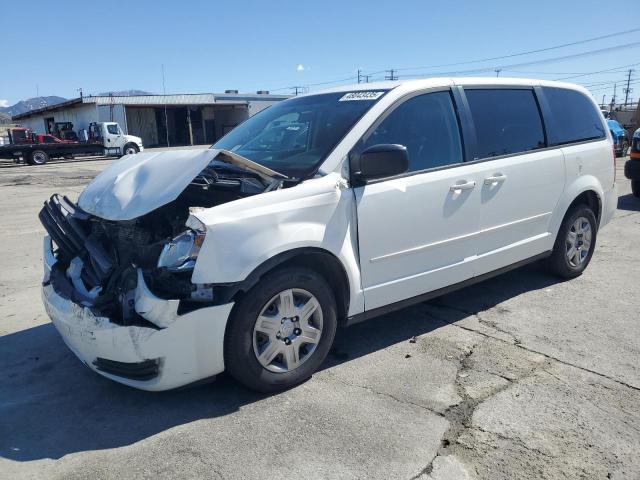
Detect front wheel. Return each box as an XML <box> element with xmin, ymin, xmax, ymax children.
<box><xmin>122</xmin><ymin>143</ymin><xmax>139</xmax><ymax>156</ymax></box>
<box><xmin>546</xmin><ymin>205</ymin><xmax>597</xmax><ymax>279</ymax></box>
<box><xmin>225</xmin><ymin>267</ymin><xmax>337</xmax><ymax>392</ymax></box>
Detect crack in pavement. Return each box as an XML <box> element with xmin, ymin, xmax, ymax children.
<box><xmin>409</xmin><ymin>337</ymin><xmax>549</xmax><ymax>480</ymax></box>
<box><xmin>327</xmin><ymin>377</ymin><xmax>447</xmax><ymax>419</ymax></box>
<box><xmin>425</xmin><ymin>302</ymin><xmax>640</xmax><ymax>392</ymax></box>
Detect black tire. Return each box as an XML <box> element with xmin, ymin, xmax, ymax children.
<box><xmin>28</xmin><ymin>150</ymin><xmax>49</xmax><ymax>165</ymax></box>
<box><xmin>546</xmin><ymin>205</ymin><xmax>598</xmax><ymax>279</ymax></box>
<box><xmin>225</xmin><ymin>267</ymin><xmax>337</xmax><ymax>392</ymax></box>
<box><xmin>122</xmin><ymin>143</ymin><xmax>139</xmax><ymax>156</ymax></box>
<box><xmin>632</xmin><ymin>180</ymin><xmax>640</xmax><ymax>198</ymax></box>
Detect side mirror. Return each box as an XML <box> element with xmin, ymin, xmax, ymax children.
<box><xmin>350</xmin><ymin>144</ymin><xmax>409</xmax><ymax>185</ymax></box>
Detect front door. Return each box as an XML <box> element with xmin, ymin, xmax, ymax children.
<box><xmin>353</xmin><ymin>90</ymin><xmax>480</xmax><ymax>310</ymax></box>
<box><xmin>104</xmin><ymin>123</ymin><xmax>123</xmax><ymax>150</ymax></box>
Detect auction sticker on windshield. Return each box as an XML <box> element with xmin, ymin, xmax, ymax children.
<box><xmin>339</xmin><ymin>91</ymin><xmax>386</xmax><ymax>101</ymax></box>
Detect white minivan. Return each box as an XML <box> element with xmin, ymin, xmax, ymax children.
<box><xmin>40</xmin><ymin>78</ymin><xmax>616</xmax><ymax>392</ymax></box>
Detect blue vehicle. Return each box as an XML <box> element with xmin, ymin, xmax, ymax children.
<box><xmin>607</xmin><ymin>118</ymin><xmax>629</xmax><ymax>157</ymax></box>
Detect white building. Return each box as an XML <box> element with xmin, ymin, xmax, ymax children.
<box><xmin>12</xmin><ymin>91</ymin><xmax>290</xmax><ymax>147</ymax></box>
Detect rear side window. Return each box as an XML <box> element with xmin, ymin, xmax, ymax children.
<box><xmin>465</xmin><ymin>89</ymin><xmax>545</xmax><ymax>159</ymax></box>
<box><xmin>542</xmin><ymin>87</ymin><xmax>605</xmax><ymax>145</ymax></box>
<box><xmin>359</xmin><ymin>91</ymin><xmax>463</xmax><ymax>172</ymax></box>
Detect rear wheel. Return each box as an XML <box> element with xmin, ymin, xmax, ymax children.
<box><xmin>632</xmin><ymin>180</ymin><xmax>640</xmax><ymax>198</ymax></box>
<box><xmin>28</xmin><ymin>150</ymin><xmax>49</xmax><ymax>165</ymax></box>
<box><xmin>225</xmin><ymin>267</ymin><xmax>337</xmax><ymax>392</ymax></box>
<box><xmin>547</xmin><ymin>205</ymin><xmax>597</xmax><ymax>279</ymax></box>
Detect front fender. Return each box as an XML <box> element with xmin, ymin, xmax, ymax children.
<box><xmin>191</xmin><ymin>174</ymin><xmax>364</xmax><ymax>316</ymax></box>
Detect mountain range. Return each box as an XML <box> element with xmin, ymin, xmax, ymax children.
<box><xmin>0</xmin><ymin>96</ymin><xmax>67</xmax><ymax>117</ymax></box>
<box><xmin>1</xmin><ymin>91</ymin><xmax>153</xmax><ymax>118</ymax></box>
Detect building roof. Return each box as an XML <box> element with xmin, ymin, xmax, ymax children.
<box><xmin>12</xmin><ymin>92</ymin><xmax>291</xmax><ymax>120</ymax></box>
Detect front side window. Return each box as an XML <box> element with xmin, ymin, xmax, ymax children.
<box><xmin>358</xmin><ymin>91</ymin><xmax>463</xmax><ymax>173</ymax></box>
<box><xmin>213</xmin><ymin>91</ymin><xmax>388</xmax><ymax>179</ymax></box>
<box><xmin>543</xmin><ymin>87</ymin><xmax>605</xmax><ymax>145</ymax></box>
<box><xmin>107</xmin><ymin>124</ymin><xmax>119</xmax><ymax>135</ymax></box>
<box><xmin>465</xmin><ymin>89</ymin><xmax>545</xmax><ymax>160</ymax></box>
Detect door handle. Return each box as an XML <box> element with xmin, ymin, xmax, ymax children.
<box><xmin>484</xmin><ymin>174</ymin><xmax>507</xmax><ymax>185</ymax></box>
<box><xmin>450</xmin><ymin>180</ymin><xmax>476</xmax><ymax>193</ymax></box>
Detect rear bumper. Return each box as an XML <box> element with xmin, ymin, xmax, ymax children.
<box><xmin>42</xmin><ymin>236</ymin><xmax>234</xmax><ymax>391</ymax></box>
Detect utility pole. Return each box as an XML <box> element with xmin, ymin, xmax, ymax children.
<box><xmin>624</xmin><ymin>69</ymin><xmax>634</xmax><ymax>107</ymax></box>
<box><xmin>162</xmin><ymin>64</ymin><xmax>170</xmax><ymax>147</ymax></box>
<box><xmin>495</xmin><ymin>68</ymin><xmax>502</xmax><ymax>77</ymax></box>
<box><xmin>611</xmin><ymin>83</ymin><xmax>617</xmax><ymax>109</ymax></box>
<box><xmin>602</xmin><ymin>94</ymin><xmax>606</xmax><ymax>107</ymax></box>
<box><xmin>293</xmin><ymin>86</ymin><xmax>302</xmax><ymax>95</ymax></box>
<box><xmin>363</xmin><ymin>74</ymin><xmax>371</xmax><ymax>83</ymax></box>
<box><xmin>385</xmin><ymin>69</ymin><xmax>397</xmax><ymax>81</ymax></box>
<box><xmin>357</xmin><ymin>69</ymin><xmax>362</xmax><ymax>84</ymax></box>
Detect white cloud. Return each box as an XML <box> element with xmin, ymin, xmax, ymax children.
<box><xmin>296</xmin><ymin>64</ymin><xmax>305</xmax><ymax>72</ymax></box>
<box><xmin>0</xmin><ymin>99</ymin><xmax>9</xmax><ymax>108</ymax></box>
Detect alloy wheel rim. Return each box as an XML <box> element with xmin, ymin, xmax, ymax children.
<box><xmin>566</xmin><ymin>216</ymin><xmax>592</xmax><ymax>267</ymax></box>
<box><xmin>34</xmin><ymin>152</ymin><xmax>45</xmax><ymax>163</ymax></box>
<box><xmin>252</xmin><ymin>288</ymin><xmax>323</xmax><ymax>373</ymax></box>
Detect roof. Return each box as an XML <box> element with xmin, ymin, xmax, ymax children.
<box><xmin>12</xmin><ymin>92</ymin><xmax>291</xmax><ymax>120</ymax></box>
<box><xmin>310</xmin><ymin>77</ymin><xmax>589</xmax><ymax>95</ymax></box>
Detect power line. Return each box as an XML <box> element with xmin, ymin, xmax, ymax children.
<box><xmin>385</xmin><ymin>69</ymin><xmax>398</xmax><ymax>81</ymax></box>
<box><xmin>390</xmin><ymin>28</ymin><xmax>640</xmax><ymax>72</ymax></box>
<box><xmin>269</xmin><ymin>74</ymin><xmax>358</xmax><ymax>92</ymax></box>
<box><xmin>589</xmin><ymin>79</ymin><xmax>640</xmax><ymax>93</ymax></box>
<box><xmin>396</xmin><ymin>41</ymin><xmax>640</xmax><ymax>78</ymax></box>
<box><xmin>555</xmin><ymin>62</ymin><xmax>640</xmax><ymax>80</ymax></box>
<box><xmin>268</xmin><ymin>33</ymin><xmax>640</xmax><ymax>93</ymax></box>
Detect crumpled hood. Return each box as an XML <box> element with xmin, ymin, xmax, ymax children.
<box><xmin>78</xmin><ymin>149</ymin><xmax>218</xmax><ymax>221</ymax></box>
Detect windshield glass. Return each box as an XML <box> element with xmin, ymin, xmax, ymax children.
<box><xmin>212</xmin><ymin>90</ymin><xmax>388</xmax><ymax>178</ymax></box>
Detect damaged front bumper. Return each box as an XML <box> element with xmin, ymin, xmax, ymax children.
<box><xmin>42</xmin><ymin>236</ymin><xmax>234</xmax><ymax>391</ymax></box>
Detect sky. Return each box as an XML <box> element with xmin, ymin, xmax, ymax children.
<box><xmin>1</xmin><ymin>0</ymin><xmax>639</xmax><ymax>107</ymax></box>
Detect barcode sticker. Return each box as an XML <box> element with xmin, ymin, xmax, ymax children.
<box><xmin>338</xmin><ymin>91</ymin><xmax>385</xmax><ymax>101</ymax></box>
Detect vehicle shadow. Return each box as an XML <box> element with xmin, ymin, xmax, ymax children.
<box><xmin>0</xmin><ymin>263</ymin><xmax>562</xmax><ymax>462</ymax></box>
<box><xmin>617</xmin><ymin>193</ymin><xmax>640</xmax><ymax>212</ymax></box>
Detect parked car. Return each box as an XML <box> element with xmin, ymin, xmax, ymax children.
<box><xmin>40</xmin><ymin>78</ymin><xmax>616</xmax><ymax>392</ymax></box>
<box><xmin>624</xmin><ymin>127</ymin><xmax>640</xmax><ymax>197</ymax></box>
<box><xmin>607</xmin><ymin>118</ymin><xmax>629</xmax><ymax>157</ymax></box>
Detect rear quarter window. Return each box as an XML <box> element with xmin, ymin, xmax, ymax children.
<box><xmin>542</xmin><ymin>87</ymin><xmax>606</xmax><ymax>145</ymax></box>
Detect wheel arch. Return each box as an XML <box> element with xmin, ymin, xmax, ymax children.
<box><xmin>228</xmin><ymin>247</ymin><xmax>351</xmax><ymax>325</ymax></box>
<box><xmin>122</xmin><ymin>142</ymin><xmax>139</xmax><ymax>155</ymax></box>
<box><xmin>551</xmin><ymin>175</ymin><xmax>605</xmax><ymax>238</ymax></box>
<box><xmin>568</xmin><ymin>189</ymin><xmax>601</xmax><ymax>224</ymax></box>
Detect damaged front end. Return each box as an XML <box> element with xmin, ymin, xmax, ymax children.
<box><xmin>38</xmin><ymin>152</ymin><xmax>282</xmax><ymax>389</ymax></box>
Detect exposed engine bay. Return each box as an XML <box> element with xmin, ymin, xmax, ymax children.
<box><xmin>39</xmin><ymin>160</ymin><xmax>286</xmax><ymax>327</ymax></box>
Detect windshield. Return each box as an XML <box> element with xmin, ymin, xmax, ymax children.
<box><xmin>212</xmin><ymin>90</ymin><xmax>388</xmax><ymax>178</ymax></box>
